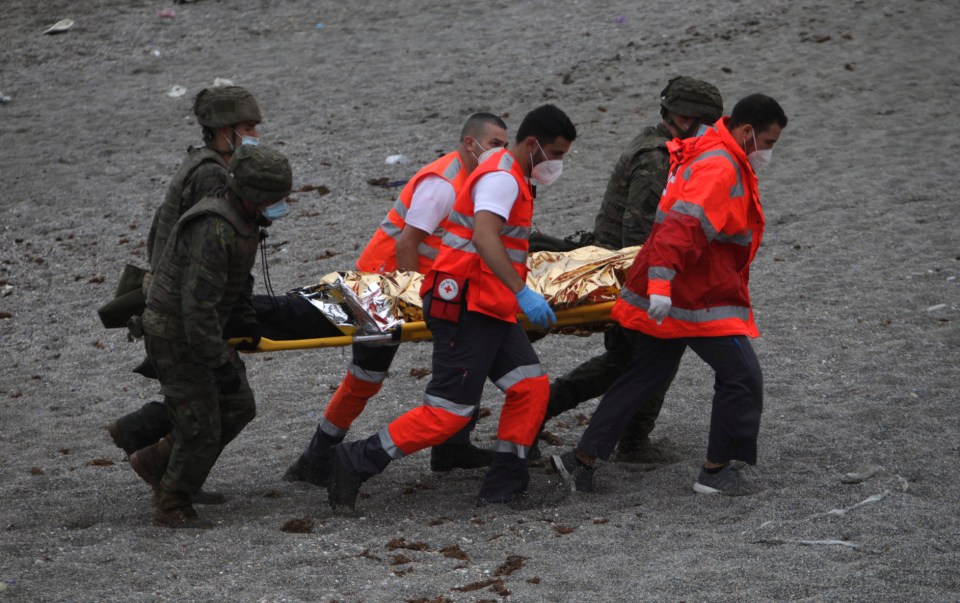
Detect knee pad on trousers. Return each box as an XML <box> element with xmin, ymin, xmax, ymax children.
<box><xmin>324</xmin><ymin>372</ymin><xmax>384</xmax><ymax>429</ymax></box>
<box><xmin>498</xmin><ymin>374</ymin><xmax>549</xmax><ymax>446</ymax></box>
<box><xmin>386</xmin><ymin>406</ymin><xmax>472</xmax><ymax>456</ymax></box>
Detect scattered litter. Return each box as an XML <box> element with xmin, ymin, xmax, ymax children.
<box><xmin>166</xmin><ymin>85</ymin><xmax>187</xmax><ymax>98</ymax></box>
<box><xmin>810</xmin><ymin>490</ymin><xmax>889</xmax><ymax>519</ymax></box>
<box><xmin>615</xmin><ymin>16</ymin><xmax>628</xmax><ymax>24</ymax></box>
<box><xmin>896</xmin><ymin>475</ymin><xmax>909</xmax><ymax>492</ymax></box>
<box><xmin>315</xmin><ymin>22</ymin><xmax>325</xmax><ymax>30</ymax></box>
<box><xmin>0</xmin><ymin>93</ymin><xmax>11</xmax><ymax>104</ymax></box>
<box><xmin>44</xmin><ymin>18</ymin><xmax>74</xmax><ymax>35</ymax></box>
<box><xmin>926</xmin><ymin>303</ymin><xmax>946</xmax><ymax>312</ymax></box>
<box><xmin>385</xmin><ymin>154</ymin><xmax>410</xmax><ymax>165</ymax></box>
<box><xmin>840</xmin><ymin>464</ymin><xmax>889</xmax><ymax>484</ymax></box>
<box><xmin>151</xmin><ymin>49</ymin><xmax>161</xmax><ymax>57</ymax></box>
<box><xmin>213</xmin><ymin>77</ymin><xmax>234</xmax><ymax>87</ymax></box>
<box><xmin>157</xmin><ymin>8</ymin><xmax>176</xmax><ymax>18</ymax></box>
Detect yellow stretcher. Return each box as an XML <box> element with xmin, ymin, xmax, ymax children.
<box><xmin>231</xmin><ymin>301</ymin><xmax>615</xmax><ymax>352</ymax></box>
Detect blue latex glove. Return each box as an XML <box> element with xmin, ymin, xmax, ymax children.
<box><xmin>516</xmin><ymin>285</ymin><xmax>556</xmax><ymax>330</ymax></box>
<box><xmin>647</xmin><ymin>294</ymin><xmax>672</xmax><ymax>324</ymax></box>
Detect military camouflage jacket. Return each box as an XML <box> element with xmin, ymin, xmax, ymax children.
<box><xmin>592</xmin><ymin>123</ymin><xmax>672</xmax><ymax>250</ymax></box>
<box><xmin>147</xmin><ymin>146</ymin><xmax>229</xmax><ymax>270</ymax></box>
<box><xmin>142</xmin><ymin>195</ymin><xmax>259</xmax><ymax>368</ymax></box>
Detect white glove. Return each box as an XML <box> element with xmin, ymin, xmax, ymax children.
<box><xmin>647</xmin><ymin>294</ymin><xmax>672</xmax><ymax>324</ymax></box>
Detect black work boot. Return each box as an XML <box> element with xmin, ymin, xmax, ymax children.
<box><xmin>155</xmin><ymin>486</ymin><xmax>212</xmax><ymax>529</ymax></box>
<box><xmin>476</xmin><ymin>452</ymin><xmax>530</xmax><ymax>507</ymax></box>
<box><xmin>327</xmin><ymin>446</ymin><xmax>363</xmax><ymax>512</ymax></box>
<box><xmin>430</xmin><ymin>442</ymin><xmax>494</xmax><ymax>472</ymax></box>
<box><xmin>283</xmin><ymin>427</ymin><xmax>340</xmax><ymax>486</ymax></box>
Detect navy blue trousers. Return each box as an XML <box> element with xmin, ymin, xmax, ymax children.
<box><xmin>577</xmin><ymin>329</ymin><xmax>763</xmax><ymax>465</ymax></box>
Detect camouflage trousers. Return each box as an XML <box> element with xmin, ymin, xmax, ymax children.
<box><xmin>548</xmin><ymin>325</ymin><xmax>677</xmax><ymax>446</ymax></box>
<box><xmin>145</xmin><ymin>335</ymin><xmax>256</xmax><ymax>495</ymax></box>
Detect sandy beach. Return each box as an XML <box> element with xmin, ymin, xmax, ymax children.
<box><xmin>1</xmin><ymin>1</ymin><xmax>958</xmax><ymax>601</ymax></box>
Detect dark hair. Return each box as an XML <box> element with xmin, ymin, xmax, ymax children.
<box><xmin>728</xmin><ymin>94</ymin><xmax>787</xmax><ymax>132</ymax></box>
<box><xmin>460</xmin><ymin>112</ymin><xmax>508</xmax><ymax>141</ymax></box>
<box><xmin>515</xmin><ymin>104</ymin><xmax>577</xmax><ymax>144</ymax></box>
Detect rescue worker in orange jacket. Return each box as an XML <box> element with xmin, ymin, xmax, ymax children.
<box><xmin>328</xmin><ymin>104</ymin><xmax>577</xmax><ymax>510</ymax></box>
<box><xmin>283</xmin><ymin>113</ymin><xmax>509</xmax><ymax>487</ymax></box>
<box><xmin>551</xmin><ymin>94</ymin><xmax>787</xmax><ymax>497</ymax></box>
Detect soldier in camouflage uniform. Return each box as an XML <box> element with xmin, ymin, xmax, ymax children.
<box><xmin>136</xmin><ymin>144</ymin><xmax>292</xmax><ymax>529</ymax></box>
<box><xmin>106</xmin><ymin>86</ymin><xmax>262</xmax><ymax>462</ymax></box>
<box><xmin>533</xmin><ymin>77</ymin><xmax>723</xmax><ymax>464</ymax></box>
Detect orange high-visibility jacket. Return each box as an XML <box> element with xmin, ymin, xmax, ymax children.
<box><xmin>422</xmin><ymin>149</ymin><xmax>534</xmax><ymax>322</ymax></box>
<box><xmin>356</xmin><ymin>152</ymin><xmax>467</xmax><ymax>273</ymax></box>
<box><xmin>612</xmin><ymin>117</ymin><xmax>765</xmax><ymax>338</ymax></box>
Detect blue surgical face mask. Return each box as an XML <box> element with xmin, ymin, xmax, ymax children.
<box><xmin>695</xmin><ymin>124</ymin><xmax>711</xmax><ymax>137</ymax></box>
<box><xmin>262</xmin><ymin>199</ymin><xmax>288</xmax><ymax>221</ymax></box>
<box><xmin>235</xmin><ymin>132</ymin><xmax>260</xmax><ymax>147</ymax></box>
<box><xmin>233</xmin><ymin>130</ymin><xmax>260</xmax><ymax>149</ymax></box>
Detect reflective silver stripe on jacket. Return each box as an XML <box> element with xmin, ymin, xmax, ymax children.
<box><xmin>349</xmin><ymin>364</ymin><xmax>388</xmax><ymax>384</ymax></box>
<box><xmin>621</xmin><ymin>286</ymin><xmax>751</xmax><ymax>322</ymax></box>
<box><xmin>378</xmin><ymin>198</ymin><xmax>407</xmax><ymax>240</ymax></box>
<box><xmin>654</xmin><ymin>203</ymin><xmax>752</xmax><ymax>247</ymax></box>
<box><xmin>493</xmin><ymin>439</ymin><xmax>528</xmax><ymax>459</ymax></box>
<box><xmin>442</xmin><ymin>230</ymin><xmax>528</xmax><ymax>265</ymax></box>
<box><xmin>671</xmin><ymin>200</ymin><xmax>718</xmax><ymax>242</ymax></box>
<box><xmin>648</xmin><ymin>266</ymin><xmax>676</xmax><ymax>282</ymax></box>
<box><xmin>378</xmin><ymin>426</ymin><xmax>405</xmax><ymax>459</ymax></box>
<box><xmin>318</xmin><ymin>417</ymin><xmax>347</xmax><ymax>439</ymax></box>
<box><xmin>442</xmin><ymin>157</ymin><xmax>463</xmax><ymax>180</ymax></box>
<box><xmin>683</xmin><ymin>149</ymin><xmax>744</xmax><ymax>197</ymax></box>
<box><xmin>418</xmin><ymin>242</ymin><xmax>439</xmax><ymax>259</ymax></box>
<box><xmin>494</xmin><ymin>364</ymin><xmax>545</xmax><ymax>392</ymax></box>
<box><xmin>424</xmin><ymin>394</ymin><xmax>477</xmax><ymax>418</ymax></box>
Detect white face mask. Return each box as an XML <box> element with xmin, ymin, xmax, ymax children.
<box><xmin>477</xmin><ymin>145</ymin><xmax>501</xmax><ymax>163</ymax></box>
<box><xmin>472</xmin><ymin>140</ymin><xmax>500</xmax><ymax>164</ymax></box>
<box><xmin>530</xmin><ymin>140</ymin><xmax>563</xmax><ymax>185</ymax></box>
<box><xmin>747</xmin><ymin>129</ymin><xmax>772</xmax><ymax>171</ymax></box>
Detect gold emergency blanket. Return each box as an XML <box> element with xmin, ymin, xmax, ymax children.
<box><xmin>296</xmin><ymin>245</ymin><xmax>641</xmax><ymax>334</ymax></box>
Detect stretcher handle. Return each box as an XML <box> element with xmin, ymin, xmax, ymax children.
<box><xmin>231</xmin><ymin>301</ymin><xmax>615</xmax><ymax>352</ymax></box>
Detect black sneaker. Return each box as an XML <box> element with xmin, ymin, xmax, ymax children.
<box><xmin>550</xmin><ymin>450</ymin><xmax>595</xmax><ymax>493</ymax></box>
<box><xmin>430</xmin><ymin>443</ymin><xmax>493</xmax><ymax>472</ymax></box>
<box><xmin>328</xmin><ymin>447</ymin><xmax>363</xmax><ymax>511</ymax></box>
<box><xmin>693</xmin><ymin>464</ymin><xmax>752</xmax><ymax>496</ymax></box>
<box><xmin>283</xmin><ymin>455</ymin><xmax>331</xmax><ymax>487</ymax></box>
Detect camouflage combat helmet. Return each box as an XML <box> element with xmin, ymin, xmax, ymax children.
<box><xmin>660</xmin><ymin>77</ymin><xmax>723</xmax><ymax>122</ymax></box>
<box><xmin>193</xmin><ymin>86</ymin><xmax>262</xmax><ymax>129</ymax></box>
<box><xmin>227</xmin><ymin>144</ymin><xmax>292</xmax><ymax>205</ymax></box>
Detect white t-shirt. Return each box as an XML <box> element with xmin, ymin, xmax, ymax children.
<box><xmin>404</xmin><ymin>175</ymin><xmax>457</xmax><ymax>234</ymax></box>
<box><xmin>472</xmin><ymin>171</ymin><xmax>520</xmax><ymax>220</ymax></box>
